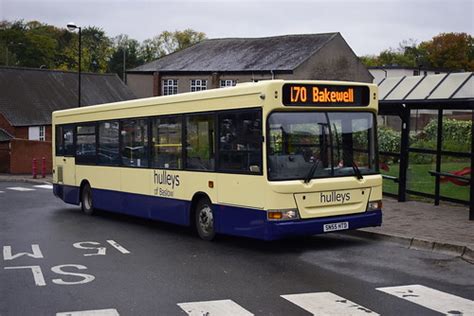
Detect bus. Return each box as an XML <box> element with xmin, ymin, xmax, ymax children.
<box><xmin>52</xmin><ymin>80</ymin><xmax>382</xmax><ymax>241</ymax></box>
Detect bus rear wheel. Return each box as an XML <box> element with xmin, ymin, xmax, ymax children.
<box><xmin>81</xmin><ymin>183</ymin><xmax>95</xmax><ymax>215</ymax></box>
<box><xmin>195</xmin><ymin>198</ymin><xmax>216</xmax><ymax>241</ymax></box>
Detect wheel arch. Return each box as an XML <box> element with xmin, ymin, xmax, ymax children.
<box><xmin>78</xmin><ymin>179</ymin><xmax>91</xmax><ymax>204</ymax></box>
<box><xmin>189</xmin><ymin>191</ymin><xmax>212</xmax><ymax>227</ymax></box>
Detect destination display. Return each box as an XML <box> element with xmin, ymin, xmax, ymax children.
<box><xmin>282</xmin><ymin>84</ymin><xmax>370</xmax><ymax>106</ymax></box>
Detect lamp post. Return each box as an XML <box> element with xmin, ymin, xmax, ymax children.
<box><xmin>67</xmin><ymin>22</ymin><xmax>82</xmax><ymax>107</ymax></box>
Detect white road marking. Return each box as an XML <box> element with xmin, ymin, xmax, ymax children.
<box><xmin>4</xmin><ymin>265</ymin><xmax>46</xmax><ymax>286</ymax></box>
<box><xmin>3</xmin><ymin>244</ymin><xmax>44</xmax><ymax>260</ymax></box>
<box><xmin>178</xmin><ymin>299</ymin><xmax>254</xmax><ymax>316</ymax></box>
<box><xmin>377</xmin><ymin>284</ymin><xmax>474</xmax><ymax>316</ymax></box>
<box><xmin>34</xmin><ymin>184</ymin><xmax>53</xmax><ymax>189</ymax></box>
<box><xmin>56</xmin><ymin>308</ymin><xmax>119</xmax><ymax>316</ymax></box>
<box><xmin>0</xmin><ymin>190</ymin><xmax>4</xmax><ymax>193</ymax></box>
<box><xmin>106</xmin><ymin>240</ymin><xmax>130</xmax><ymax>254</ymax></box>
<box><xmin>6</xmin><ymin>186</ymin><xmax>35</xmax><ymax>191</ymax></box>
<box><xmin>281</xmin><ymin>292</ymin><xmax>379</xmax><ymax>316</ymax></box>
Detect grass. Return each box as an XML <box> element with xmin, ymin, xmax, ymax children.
<box><xmin>381</xmin><ymin>161</ymin><xmax>470</xmax><ymax>202</ymax></box>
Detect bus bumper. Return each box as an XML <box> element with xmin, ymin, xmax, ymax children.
<box><xmin>264</xmin><ymin>210</ymin><xmax>382</xmax><ymax>240</ymax></box>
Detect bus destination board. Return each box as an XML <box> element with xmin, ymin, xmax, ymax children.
<box><xmin>282</xmin><ymin>84</ymin><xmax>370</xmax><ymax>106</ymax></box>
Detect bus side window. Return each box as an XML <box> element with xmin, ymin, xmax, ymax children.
<box><xmin>56</xmin><ymin>125</ymin><xmax>75</xmax><ymax>156</ymax></box>
<box><xmin>152</xmin><ymin>116</ymin><xmax>182</xmax><ymax>169</ymax></box>
<box><xmin>218</xmin><ymin>109</ymin><xmax>262</xmax><ymax>174</ymax></box>
<box><xmin>76</xmin><ymin>125</ymin><xmax>97</xmax><ymax>164</ymax></box>
<box><xmin>55</xmin><ymin>126</ymin><xmax>64</xmax><ymax>156</ymax></box>
<box><xmin>121</xmin><ymin>119</ymin><xmax>149</xmax><ymax>168</ymax></box>
<box><xmin>185</xmin><ymin>114</ymin><xmax>215</xmax><ymax>171</ymax></box>
<box><xmin>98</xmin><ymin>121</ymin><xmax>120</xmax><ymax>166</ymax></box>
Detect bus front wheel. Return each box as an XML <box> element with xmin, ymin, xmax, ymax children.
<box><xmin>81</xmin><ymin>183</ymin><xmax>95</xmax><ymax>215</ymax></box>
<box><xmin>195</xmin><ymin>198</ymin><xmax>216</xmax><ymax>241</ymax></box>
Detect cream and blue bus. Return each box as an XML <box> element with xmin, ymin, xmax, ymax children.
<box><xmin>52</xmin><ymin>80</ymin><xmax>382</xmax><ymax>240</ymax></box>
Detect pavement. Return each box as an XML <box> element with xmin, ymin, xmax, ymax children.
<box><xmin>355</xmin><ymin>198</ymin><xmax>474</xmax><ymax>263</ymax></box>
<box><xmin>1</xmin><ymin>173</ymin><xmax>472</xmax><ymax>263</ymax></box>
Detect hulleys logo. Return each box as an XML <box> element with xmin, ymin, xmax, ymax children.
<box><xmin>154</xmin><ymin>170</ymin><xmax>180</xmax><ymax>188</ymax></box>
<box><xmin>320</xmin><ymin>191</ymin><xmax>351</xmax><ymax>204</ymax></box>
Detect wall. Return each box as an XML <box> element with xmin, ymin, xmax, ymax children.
<box><xmin>127</xmin><ymin>73</ymin><xmax>154</xmax><ymax>98</ymax></box>
<box><xmin>9</xmin><ymin>139</ymin><xmax>52</xmax><ymax>174</ymax></box>
<box><xmin>158</xmin><ymin>73</ymin><xmax>278</xmax><ymax>95</ymax></box>
<box><xmin>0</xmin><ymin>142</ymin><xmax>10</xmax><ymax>173</ymax></box>
<box><xmin>294</xmin><ymin>34</ymin><xmax>373</xmax><ymax>83</ymax></box>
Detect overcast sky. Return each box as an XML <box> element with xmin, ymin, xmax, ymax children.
<box><xmin>1</xmin><ymin>0</ymin><xmax>473</xmax><ymax>55</ymax></box>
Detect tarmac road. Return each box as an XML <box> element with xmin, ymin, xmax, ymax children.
<box><xmin>1</xmin><ymin>181</ymin><xmax>473</xmax><ymax>316</ymax></box>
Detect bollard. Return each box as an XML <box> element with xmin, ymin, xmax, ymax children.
<box><xmin>32</xmin><ymin>158</ymin><xmax>37</xmax><ymax>179</ymax></box>
<box><xmin>41</xmin><ymin>157</ymin><xmax>46</xmax><ymax>178</ymax></box>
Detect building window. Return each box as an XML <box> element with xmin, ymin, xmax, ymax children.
<box><xmin>39</xmin><ymin>126</ymin><xmax>45</xmax><ymax>141</ymax></box>
<box><xmin>29</xmin><ymin>126</ymin><xmax>46</xmax><ymax>141</ymax></box>
<box><xmin>190</xmin><ymin>79</ymin><xmax>207</xmax><ymax>92</ymax></box>
<box><xmin>220</xmin><ymin>80</ymin><xmax>237</xmax><ymax>88</ymax></box>
<box><xmin>163</xmin><ymin>79</ymin><xmax>178</xmax><ymax>95</ymax></box>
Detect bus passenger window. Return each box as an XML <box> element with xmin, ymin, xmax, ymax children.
<box><xmin>152</xmin><ymin>116</ymin><xmax>182</xmax><ymax>169</ymax></box>
<box><xmin>218</xmin><ymin>110</ymin><xmax>262</xmax><ymax>173</ymax></box>
<box><xmin>98</xmin><ymin>121</ymin><xmax>120</xmax><ymax>165</ymax></box>
<box><xmin>121</xmin><ymin>119</ymin><xmax>149</xmax><ymax>168</ymax></box>
<box><xmin>56</xmin><ymin>125</ymin><xmax>74</xmax><ymax>156</ymax></box>
<box><xmin>186</xmin><ymin>114</ymin><xmax>215</xmax><ymax>170</ymax></box>
<box><xmin>76</xmin><ymin>125</ymin><xmax>97</xmax><ymax>164</ymax></box>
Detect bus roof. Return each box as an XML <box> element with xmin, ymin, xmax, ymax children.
<box><xmin>52</xmin><ymin>80</ymin><xmax>377</xmax><ymax>124</ymax></box>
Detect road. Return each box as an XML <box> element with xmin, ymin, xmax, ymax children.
<box><xmin>0</xmin><ymin>181</ymin><xmax>473</xmax><ymax>316</ymax></box>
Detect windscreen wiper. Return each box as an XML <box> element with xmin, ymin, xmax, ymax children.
<box><xmin>352</xmin><ymin>161</ymin><xmax>363</xmax><ymax>180</ymax></box>
<box><xmin>304</xmin><ymin>159</ymin><xmax>320</xmax><ymax>184</ymax></box>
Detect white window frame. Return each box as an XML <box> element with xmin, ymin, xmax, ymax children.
<box><xmin>162</xmin><ymin>79</ymin><xmax>178</xmax><ymax>95</ymax></box>
<box><xmin>190</xmin><ymin>79</ymin><xmax>207</xmax><ymax>92</ymax></box>
<box><xmin>39</xmin><ymin>126</ymin><xmax>45</xmax><ymax>141</ymax></box>
<box><xmin>220</xmin><ymin>79</ymin><xmax>237</xmax><ymax>88</ymax></box>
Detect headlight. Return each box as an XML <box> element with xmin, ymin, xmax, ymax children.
<box><xmin>367</xmin><ymin>200</ymin><xmax>382</xmax><ymax>211</ymax></box>
<box><xmin>267</xmin><ymin>208</ymin><xmax>299</xmax><ymax>221</ymax></box>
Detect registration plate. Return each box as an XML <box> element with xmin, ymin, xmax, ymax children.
<box><xmin>323</xmin><ymin>221</ymin><xmax>349</xmax><ymax>232</ymax></box>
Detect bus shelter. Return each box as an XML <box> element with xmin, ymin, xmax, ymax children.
<box><xmin>377</xmin><ymin>72</ymin><xmax>473</xmax><ymax>220</ymax></box>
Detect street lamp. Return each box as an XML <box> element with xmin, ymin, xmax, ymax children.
<box><xmin>67</xmin><ymin>22</ymin><xmax>82</xmax><ymax>107</ymax></box>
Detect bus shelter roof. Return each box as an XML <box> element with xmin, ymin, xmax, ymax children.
<box><xmin>378</xmin><ymin>72</ymin><xmax>474</xmax><ymax>105</ymax></box>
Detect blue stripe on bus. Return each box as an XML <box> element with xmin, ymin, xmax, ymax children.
<box><xmin>92</xmin><ymin>187</ymin><xmax>190</xmax><ymax>226</ymax></box>
<box><xmin>53</xmin><ymin>184</ymin><xmax>80</xmax><ymax>205</ymax></box>
<box><xmin>53</xmin><ymin>184</ymin><xmax>382</xmax><ymax>240</ymax></box>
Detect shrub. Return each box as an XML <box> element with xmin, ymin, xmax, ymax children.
<box><xmin>377</xmin><ymin>126</ymin><xmax>400</xmax><ymax>153</ymax></box>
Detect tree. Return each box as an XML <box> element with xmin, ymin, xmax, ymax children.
<box><xmin>107</xmin><ymin>34</ymin><xmax>144</xmax><ymax>80</ymax></box>
<box><xmin>143</xmin><ymin>29</ymin><xmax>207</xmax><ymax>60</ymax></box>
<box><xmin>359</xmin><ymin>32</ymin><xmax>474</xmax><ymax>71</ymax></box>
<box><xmin>422</xmin><ymin>33</ymin><xmax>474</xmax><ymax>71</ymax></box>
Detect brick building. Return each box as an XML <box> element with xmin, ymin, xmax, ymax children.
<box><xmin>126</xmin><ymin>32</ymin><xmax>373</xmax><ymax>98</ymax></box>
<box><xmin>0</xmin><ymin>67</ymin><xmax>136</xmax><ymax>174</ymax></box>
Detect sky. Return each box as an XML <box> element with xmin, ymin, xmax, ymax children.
<box><xmin>1</xmin><ymin>0</ymin><xmax>473</xmax><ymax>56</ymax></box>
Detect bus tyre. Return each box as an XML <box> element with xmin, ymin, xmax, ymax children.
<box><xmin>195</xmin><ymin>198</ymin><xmax>216</xmax><ymax>241</ymax></box>
<box><xmin>81</xmin><ymin>183</ymin><xmax>95</xmax><ymax>215</ymax></box>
